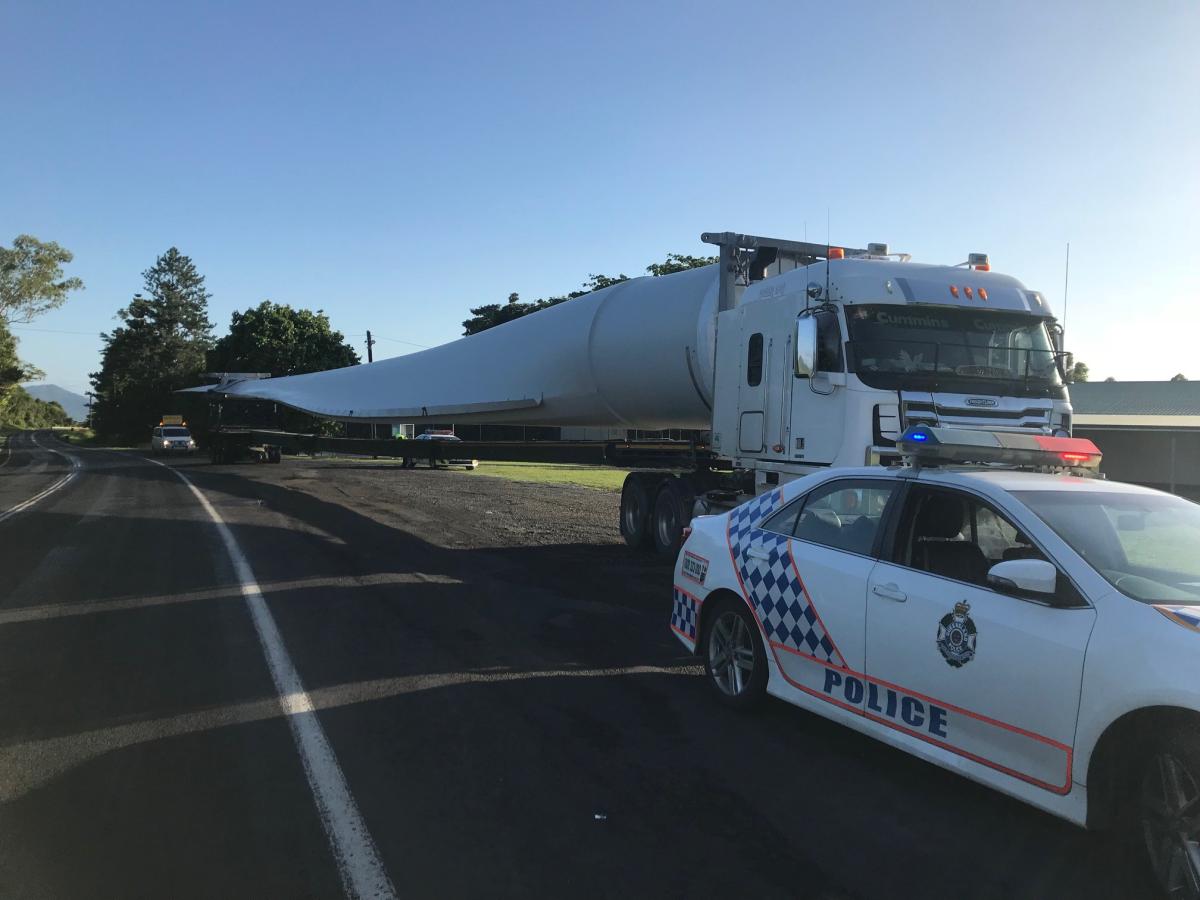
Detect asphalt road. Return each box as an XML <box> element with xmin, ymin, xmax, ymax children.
<box><xmin>0</xmin><ymin>431</ymin><xmax>1161</xmax><ymax>899</ymax></box>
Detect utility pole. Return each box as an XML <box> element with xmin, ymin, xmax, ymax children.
<box><xmin>365</xmin><ymin>330</ymin><xmax>376</xmax><ymax>363</ymax></box>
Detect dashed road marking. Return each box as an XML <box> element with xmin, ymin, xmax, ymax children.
<box><xmin>144</xmin><ymin>456</ymin><xmax>398</xmax><ymax>900</ymax></box>
<box><xmin>0</xmin><ymin>433</ymin><xmax>81</xmax><ymax>524</ymax></box>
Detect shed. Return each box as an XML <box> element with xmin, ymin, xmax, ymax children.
<box><xmin>1070</xmin><ymin>381</ymin><xmax>1200</xmax><ymax>499</ymax></box>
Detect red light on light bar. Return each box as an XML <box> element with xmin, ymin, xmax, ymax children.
<box><xmin>975</xmin><ymin>263</ymin><xmax>991</xmax><ymax>271</ymax></box>
<box><xmin>828</xmin><ymin>247</ymin><xmax>845</xmax><ymax>259</ymax></box>
<box><xmin>1060</xmin><ymin>452</ymin><xmax>1093</xmax><ymax>463</ymax></box>
<box><xmin>1033</xmin><ymin>435</ymin><xmax>1101</xmax><ymax>454</ymax></box>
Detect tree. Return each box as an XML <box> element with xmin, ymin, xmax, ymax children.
<box><xmin>90</xmin><ymin>248</ymin><xmax>214</xmax><ymax>439</ymax></box>
<box><xmin>0</xmin><ymin>235</ymin><xmax>84</xmax><ymax>324</ymax></box>
<box><xmin>461</xmin><ymin>252</ymin><xmax>716</xmax><ymax>336</ymax></box>
<box><xmin>1172</xmin><ymin>373</ymin><xmax>1188</xmax><ymax>382</ymax></box>
<box><xmin>0</xmin><ymin>235</ymin><xmax>82</xmax><ymax>424</ymax></box>
<box><xmin>1104</xmin><ymin>376</ymin><xmax>1116</xmax><ymax>382</ymax></box>
<box><xmin>0</xmin><ymin>386</ymin><xmax>71</xmax><ymax>428</ymax></box>
<box><xmin>208</xmin><ymin>302</ymin><xmax>360</xmax><ymax>377</ymax></box>
<box><xmin>645</xmin><ymin>253</ymin><xmax>718</xmax><ymax>277</ymax></box>
<box><xmin>1070</xmin><ymin>361</ymin><xmax>1089</xmax><ymax>382</ymax></box>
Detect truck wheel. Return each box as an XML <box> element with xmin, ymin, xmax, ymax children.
<box><xmin>701</xmin><ymin>596</ymin><xmax>767</xmax><ymax>709</ymax></box>
<box><xmin>619</xmin><ymin>473</ymin><xmax>654</xmax><ymax>550</ymax></box>
<box><xmin>1136</xmin><ymin>727</ymin><xmax>1200</xmax><ymax>897</ymax></box>
<box><xmin>652</xmin><ymin>478</ymin><xmax>695</xmax><ymax>559</ymax></box>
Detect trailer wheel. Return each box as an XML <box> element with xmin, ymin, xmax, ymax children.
<box><xmin>620</xmin><ymin>473</ymin><xmax>655</xmax><ymax>550</ymax></box>
<box><xmin>653</xmin><ymin>477</ymin><xmax>695</xmax><ymax>560</ymax></box>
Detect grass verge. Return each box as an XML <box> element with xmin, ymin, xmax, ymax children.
<box><xmin>466</xmin><ymin>461</ymin><xmax>630</xmax><ymax>491</ymax></box>
<box><xmin>54</xmin><ymin>427</ymin><xmax>137</xmax><ymax>450</ymax></box>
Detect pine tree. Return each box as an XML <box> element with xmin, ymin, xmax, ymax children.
<box><xmin>91</xmin><ymin>248</ymin><xmax>214</xmax><ymax>439</ymax></box>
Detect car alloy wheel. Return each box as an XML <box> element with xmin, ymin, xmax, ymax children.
<box><xmin>1141</xmin><ymin>750</ymin><xmax>1200</xmax><ymax>898</ymax></box>
<box><xmin>708</xmin><ymin>610</ymin><xmax>757</xmax><ymax>698</ymax></box>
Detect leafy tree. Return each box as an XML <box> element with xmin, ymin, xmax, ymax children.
<box><xmin>208</xmin><ymin>301</ymin><xmax>360</xmax><ymax>377</ymax></box>
<box><xmin>1070</xmin><ymin>361</ymin><xmax>1089</xmax><ymax>382</ymax></box>
<box><xmin>0</xmin><ymin>386</ymin><xmax>71</xmax><ymax>428</ymax></box>
<box><xmin>0</xmin><ymin>320</ymin><xmax>43</xmax><ymax>413</ymax></box>
<box><xmin>90</xmin><ymin>248</ymin><xmax>214</xmax><ymax>439</ymax></box>
<box><xmin>0</xmin><ymin>235</ymin><xmax>84</xmax><ymax>324</ymax></box>
<box><xmin>645</xmin><ymin>253</ymin><xmax>718</xmax><ymax>277</ymax></box>
<box><xmin>1104</xmin><ymin>376</ymin><xmax>1116</xmax><ymax>382</ymax></box>
<box><xmin>0</xmin><ymin>235</ymin><xmax>82</xmax><ymax>424</ymax></box>
<box><xmin>462</xmin><ymin>252</ymin><xmax>716</xmax><ymax>336</ymax></box>
<box><xmin>1172</xmin><ymin>373</ymin><xmax>1189</xmax><ymax>382</ymax></box>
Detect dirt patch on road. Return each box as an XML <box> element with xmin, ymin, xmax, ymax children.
<box><xmin>190</xmin><ymin>457</ymin><xmax>672</xmax><ymax>612</ymax></box>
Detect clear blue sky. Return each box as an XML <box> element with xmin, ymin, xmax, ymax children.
<box><xmin>3</xmin><ymin>0</ymin><xmax>1197</xmax><ymax>395</ymax></box>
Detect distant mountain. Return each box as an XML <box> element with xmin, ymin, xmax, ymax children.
<box><xmin>23</xmin><ymin>384</ymin><xmax>89</xmax><ymax>421</ymax></box>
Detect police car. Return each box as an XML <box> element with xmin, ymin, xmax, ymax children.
<box><xmin>672</xmin><ymin>426</ymin><xmax>1200</xmax><ymax>897</ymax></box>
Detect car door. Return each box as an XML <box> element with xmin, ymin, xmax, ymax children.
<box><xmin>864</xmin><ymin>483</ymin><xmax>1096</xmax><ymax>794</ymax></box>
<box><xmin>736</xmin><ymin>478</ymin><xmax>901</xmax><ymax>710</ymax></box>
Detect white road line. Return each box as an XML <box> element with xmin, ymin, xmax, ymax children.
<box><xmin>144</xmin><ymin>456</ymin><xmax>397</xmax><ymax>900</ymax></box>
<box><xmin>0</xmin><ymin>433</ymin><xmax>82</xmax><ymax>524</ymax></box>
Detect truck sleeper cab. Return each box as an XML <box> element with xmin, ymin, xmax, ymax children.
<box><xmin>623</xmin><ymin>236</ymin><xmax>1073</xmax><ymax>559</ymax></box>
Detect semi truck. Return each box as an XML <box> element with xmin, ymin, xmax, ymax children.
<box><xmin>193</xmin><ymin>231</ymin><xmax>1074</xmax><ymax>556</ymax></box>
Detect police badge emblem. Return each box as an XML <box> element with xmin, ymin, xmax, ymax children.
<box><xmin>937</xmin><ymin>601</ymin><xmax>977</xmax><ymax>668</ymax></box>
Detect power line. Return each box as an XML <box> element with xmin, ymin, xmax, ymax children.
<box><xmin>8</xmin><ymin>325</ymin><xmax>103</xmax><ymax>336</ymax></box>
<box><xmin>349</xmin><ymin>333</ymin><xmax>430</xmax><ymax>349</ymax></box>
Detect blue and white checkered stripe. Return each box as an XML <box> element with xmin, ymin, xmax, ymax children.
<box><xmin>728</xmin><ymin>488</ymin><xmax>843</xmax><ymax>666</ymax></box>
<box><xmin>671</xmin><ymin>588</ymin><xmax>700</xmax><ymax>642</ymax></box>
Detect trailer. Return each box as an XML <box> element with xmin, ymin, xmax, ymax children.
<box><xmin>187</xmin><ymin>231</ymin><xmax>1075</xmax><ymax>559</ymax></box>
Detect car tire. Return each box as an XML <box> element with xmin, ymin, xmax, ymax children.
<box><xmin>652</xmin><ymin>478</ymin><xmax>695</xmax><ymax>560</ymax></box>
<box><xmin>620</xmin><ymin>473</ymin><xmax>655</xmax><ymax>550</ymax></box>
<box><xmin>701</xmin><ymin>596</ymin><xmax>768</xmax><ymax>709</ymax></box>
<box><xmin>1135</xmin><ymin>726</ymin><xmax>1200</xmax><ymax>898</ymax></box>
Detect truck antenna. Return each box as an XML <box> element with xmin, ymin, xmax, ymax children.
<box><xmin>824</xmin><ymin>208</ymin><xmax>832</xmax><ymax>304</ymax></box>
<box><xmin>1062</xmin><ymin>242</ymin><xmax>1070</xmax><ymax>337</ymax></box>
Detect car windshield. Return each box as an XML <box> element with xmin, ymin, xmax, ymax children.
<box><xmin>1015</xmin><ymin>490</ymin><xmax>1200</xmax><ymax>605</ymax></box>
<box><xmin>846</xmin><ymin>305</ymin><xmax>1062</xmax><ymax>391</ymax></box>
<box><xmin>163</xmin><ymin>428</ymin><xmax>191</xmax><ymax>437</ymax></box>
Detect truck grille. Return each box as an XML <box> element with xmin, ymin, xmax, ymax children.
<box><xmin>901</xmin><ymin>397</ymin><xmax>1052</xmax><ymax>432</ymax></box>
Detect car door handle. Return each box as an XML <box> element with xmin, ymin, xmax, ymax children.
<box><xmin>872</xmin><ymin>583</ymin><xmax>907</xmax><ymax>602</ymax></box>
<box><xmin>747</xmin><ymin>547</ymin><xmax>771</xmax><ymax>561</ymax></box>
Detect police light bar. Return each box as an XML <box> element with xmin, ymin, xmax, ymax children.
<box><xmin>897</xmin><ymin>426</ymin><xmax>1102</xmax><ymax>471</ymax></box>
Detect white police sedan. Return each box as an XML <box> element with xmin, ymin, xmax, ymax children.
<box><xmin>672</xmin><ymin>427</ymin><xmax>1200</xmax><ymax>898</ymax></box>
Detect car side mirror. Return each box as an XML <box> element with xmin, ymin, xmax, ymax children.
<box><xmin>987</xmin><ymin>558</ymin><xmax>1058</xmax><ymax>598</ymax></box>
<box><xmin>796</xmin><ymin>316</ymin><xmax>817</xmax><ymax>377</ymax></box>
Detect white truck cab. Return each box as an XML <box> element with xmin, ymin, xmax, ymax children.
<box><xmin>708</xmin><ymin>246</ymin><xmax>1072</xmax><ymax>492</ymax></box>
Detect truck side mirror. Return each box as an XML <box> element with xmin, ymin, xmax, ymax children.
<box><xmin>1059</xmin><ymin>351</ymin><xmax>1075</xmax><ymax>383</ymax></box>
<box><xmin>796</xmin><ymin>316</ymin><xmax>817</xmax><ymax>377</ymax></box>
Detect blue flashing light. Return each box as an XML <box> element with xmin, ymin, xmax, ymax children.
<box><xmin>910</xmin><ymin>432</ymin><xmax>928</xmax><ymax>442</ymax></box>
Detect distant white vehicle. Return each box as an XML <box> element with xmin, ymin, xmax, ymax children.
<box><xmin>151</xmin><ymin>425</ymin><xmax>195</xmax><ymax>455</ymax></box>
<box><xmin>403</xmin><ymin>431</ymin><xmax>478</xmax><ymax>470</ymax></box>
<box><xmin>674</xmin><ymin>426</ymin><xmax>1200</xmax><ymax>898</ymax></box>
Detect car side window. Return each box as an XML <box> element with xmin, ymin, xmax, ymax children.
<box><xmin>763</xmin><ymin>479</ymin><xmax>897</xmax><ymax>556</ymax></box>
<box><xmin>895</xmin><ymin>486</ymin><xmax>1047</xmax><ymax>587</ymax></box>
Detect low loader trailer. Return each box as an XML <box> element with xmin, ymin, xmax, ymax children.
<box><xmin>189</xmin><ymin>231</ymin><xmax>1076</xmax><ymax>558</ymax></box>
